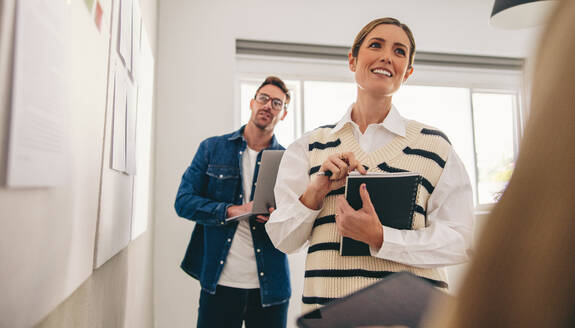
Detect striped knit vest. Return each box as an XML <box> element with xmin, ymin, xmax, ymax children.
<box><xmin>302</xmin><ymin>121</ymin><xmax>452</xmax><ymax>313</ymax></box>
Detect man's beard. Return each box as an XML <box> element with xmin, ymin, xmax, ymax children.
<box><xmin>252</xmin><ymin>111</ymin><xmax>274</xmax><ymax>131</ymax></box>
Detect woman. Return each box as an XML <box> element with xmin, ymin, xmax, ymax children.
<box><xmin>428</xmin><ymin>0</ymin><xmax>575</xmax><ymax>327</ymax></box>
<box><xmin>266</xmin><ymin>17</ymin><xmax>474</xmax><ymax>314</ymax></box>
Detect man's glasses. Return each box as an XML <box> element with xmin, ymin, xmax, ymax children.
<box><xmin>254</xmin><ymin>93</ymin><xmax>285</xmax><ymax>111</ymax></box>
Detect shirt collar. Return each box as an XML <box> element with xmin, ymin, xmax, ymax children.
<box><xmin>332</xmin><ymin>104</ymin><xmax>406</xmax><ymax>137</ymax></box>
<box><xmin>228</xmin><ymin>125</ymin><xmax>280</xmax><ymax>149</ymax></box>
<box><xmin>228</xmin><ymin>125</ymin><xmax>246</xmax><ymax>141</ymax></box>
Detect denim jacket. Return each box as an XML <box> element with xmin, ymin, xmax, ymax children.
<box><xmin>174</xmin><ymin>126</ymin><xmax>290</xmax><ymax>307</ymax></box>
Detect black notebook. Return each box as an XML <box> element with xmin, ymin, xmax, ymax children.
<box><xmin>340</xmin><ymin>171</ymin><xmax>422</xmax><ymax>256</ymax></box>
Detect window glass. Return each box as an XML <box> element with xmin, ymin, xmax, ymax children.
<box><xmin>239</xmin><ymin>79</ymin><xmax>518</xmax><ymax>206</ymax></box>
<box><xmin>394</xmin><ymin>85</ymin><xmax>477</xmax><ymax>202</ymax></box>
<box><xmin>472</xmin><ymin>93</ymin><xmax>516</xmax><ymax>204</ymax></box>
<box><xmin>303</xmin><ymin>81</ymin><xmax>356</xmax><ymax>132</ymax></box>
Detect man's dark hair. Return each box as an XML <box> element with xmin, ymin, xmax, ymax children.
<box><xmin>255</xmin><ymin>76</ymin><xmax>291</xmax><ymax>107</ymax></box>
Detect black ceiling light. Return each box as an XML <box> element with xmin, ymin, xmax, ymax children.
<box><xmin>490</xmin><ymin>0</ymin><xmax>558</xmax><ymax>29</ymax></box>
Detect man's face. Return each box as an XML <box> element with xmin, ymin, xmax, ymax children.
<box><xmin>249</xmin><ymin>84</ymin><xmax>287</xmax><ymax>132</ymax></box>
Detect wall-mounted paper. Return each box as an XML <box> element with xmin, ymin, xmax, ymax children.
<box><xmin>1</xmin><ymin>0</ymin><xmax>110</xmax><ymax>326</ymax></box>
<box><xmin>7</xmin><ymin>0</ymin><xmax>69</xmax><ymax>187</ymax></box>
<box><xmin>131</xmin><ymin>27</ymin><xmax>155</xmax><ymax>240</ymax></box>
<box><xmin>125</xmin><ymin>81</ymin><xmax>137</xmax><ymax>175</ymax></box>
<box><xmin>94</xmin><ymin>1</ymin><xmax>103</xmax><ymax>32</ymax></box>
<box><xmin>131</xmin><ymin>0</ymin><xmax>142</xmax><ymax>79</ymax></box>
<box><xmin>118</xmin><ymin>0</ymin><xmax>132</xmax><ymax>72</ymax></box>
<box><xmin>111</xmin><ymin>69</ymin><xmax>127</xmax><ymax>172</ymax></box>
<box><xmin>84</xmin><ymin>0</ymin><xmax>95</xmax><ymax>12</ymax></box>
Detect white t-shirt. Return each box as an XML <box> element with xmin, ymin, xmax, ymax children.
<box><xmin>217</xmin><ymin>147</ymin><xmax>260</xmax><ymax>288</ymax></box>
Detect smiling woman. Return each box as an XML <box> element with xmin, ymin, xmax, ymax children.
<box><xmin>265</xmin><ymin>17</ymin><xmax>475</xmax><ymax>315</ymax></box>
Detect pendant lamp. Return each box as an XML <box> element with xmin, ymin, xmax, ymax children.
<box><xmin>490</xmin><ymin>0</ymin><xmax>558</xmax><ymax>29</ymax></box>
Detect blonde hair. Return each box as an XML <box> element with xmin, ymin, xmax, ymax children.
<box><xmin>350</xmin><ymin>17</ymin><xmax>416</xmax><ymax>68</ymax></box>
<box><xmin>432</xmin><ymin>1</ymin><xmax>575</xmax><ymax>327</ymax></box>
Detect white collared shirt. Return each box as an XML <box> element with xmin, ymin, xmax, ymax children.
<box><xmin>266</xmin><ymin>104</ymin><xmax>474</xmax><ymax>269</ymax></box>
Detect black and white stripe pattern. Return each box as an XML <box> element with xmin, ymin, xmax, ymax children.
<box><xmin>403</xmin><ymin>147</ymin><xmax>446</xmax><ymax>168</ymax></box>
<box><xmin>309</xmin><ymin>139</ymin><xmax>341</xmax><ymax>151</ymax></box>
<box><xmin>421</xmin><ymin>128</ymin><xmax>451</xmax><ymax>144</ymax></box>
<box><xmin>301</xmin><ymin>121</ymin><xmax>452</xmax><ymax>312</ymax></box>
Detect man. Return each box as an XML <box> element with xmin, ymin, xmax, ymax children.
<box><xmin>175</xmin><ymin>76</ymin><xmax>291</xmax><ymax>328</ymax></box>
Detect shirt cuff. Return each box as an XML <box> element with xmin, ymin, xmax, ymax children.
<box><xmin>293</xmin><ymin>198</ymin><xmax>323</xmax><ymax>223</ymax></box>
<box><xmin>369</xmin><ymin>226</ymin><xmax>405</xmax><ymax>258</ymax></box>
<box><xmin>217</xmin><ymin>202</ymin><xmax>231</xmax><ymax>225</ymax></box>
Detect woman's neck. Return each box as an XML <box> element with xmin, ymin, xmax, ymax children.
<box><xmin>351</xmin><ymin>90</ymin><xmax>393</xmax><ymax>133</ymax></box>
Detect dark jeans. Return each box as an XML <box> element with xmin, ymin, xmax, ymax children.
<box><xmin>197</xmin><ymin>285</ymin><xmax>289</xmax><ymax>328</ymax></box>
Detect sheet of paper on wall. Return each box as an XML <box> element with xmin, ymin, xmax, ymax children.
<box><xmin>118</xmin><ymin>0</ymin><xmax>133</xmax><ymax>72</ymax></box>
<box><xmin>111</xmin><ymin>69</ymin><xmax>127</xmax><ymax>172</ymax></box>
<box><xmin>131</xmin><ymin>0</ymin><xmax>142</xmax><ymax>79</ymax></box>
<box><xmin>6</xmin><ymin>0</ymin><xmax>70</xmax><ymax>187</ymax></box>
<box><xmin>131</xmin><ymin>27</ymin><xmax>155</xmax><ymax>240</ymax></box>
<box><xmin>84</xmin><ymin>0</ymin><xmax>95</xmax><ymax>12</ymax></box>
<box><xmin>125</xmin><ymin>83</ymin><xmax>137</xmax><ymax>175</ymax></box>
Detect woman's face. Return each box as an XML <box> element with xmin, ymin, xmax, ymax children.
<box><xmin>349</xmin><ymin>24</ymin><xmax>413</xmax><ymax>97</ymax></box>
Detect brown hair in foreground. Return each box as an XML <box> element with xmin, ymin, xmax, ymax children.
<box><xmin>429</xmin><ymin>0</ymin><xmax>575</xmax><ymax>327</ymax></box>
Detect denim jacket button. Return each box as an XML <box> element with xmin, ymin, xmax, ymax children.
<box><xmin>260</xmin><ymin>272</ymin><xmax>264</xmax><ymax>276</ymax></box>
<box><xmin>220</xmin><ymin>260</ymin><xmax>224</xmax><ymax>265</ymax></box>
<box><xmin>252</xmin><ymin>226</ymin><xmax>256</xmax><ymax>230</ymax></box>
<box><xmin>227</xmin><ymin>238</ymin><xmax>232</xmax><ymax>242</ymax></box>
<box><xmin>256</xmin><ymin>249</ymin><xmax>261</xmax><ymax>253</ymax></box>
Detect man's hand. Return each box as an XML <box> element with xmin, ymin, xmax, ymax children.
<box><xmin>335</xmin><ymin>183</ymin><xmax>383</xmax><ymax>250</ymax></box>
<box><xmin>255</xmin><ymin>207</ymin><xmax>275</xmax><ymax>223</ymax></box>
<box><xmin>226</xmin><ymin>201</ymin><xmax>253</xmax><ymax>218</ymax></box>
<box><xmin>300</xmin><ymin>152</ymin><xmax>367</xmax><ymax>210</ymax></box>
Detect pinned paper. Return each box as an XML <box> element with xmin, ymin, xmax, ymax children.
<box><xmin>94</xmin><ymin>1</ymin><xmax>103</xmax><ymax>32</ymax></box>
<box><xmin>84</xmin><ymin>0</ymin><xmax>94</xmax><ymax>12</ymax></box>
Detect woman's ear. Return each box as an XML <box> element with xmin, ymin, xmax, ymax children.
<box><xmin>348</xmin><ymin>52</ymin><xmax>356</xmax><ymax>72</ymax></box>
<box><xmin>403</xmin><ymin>66</ymin><xmax>414</xmax><ymax>82</ymax></box>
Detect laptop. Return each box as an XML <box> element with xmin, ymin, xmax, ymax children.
<box><xmin>296</xmin><ymin>271</ymin><xmax>449</xmax><ymax>328</ymax></box>
<box><xmin>225</xmin><ymin>150</ymin><xmax>285</xmax><ymax>223</ymax></box>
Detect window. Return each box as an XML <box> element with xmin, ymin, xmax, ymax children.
<box><xmin>236</xmin><ymin>51</ymin><xmax>524</xmax><ymax>207</ymax></box>
<box><xmin>472</xmin><ymin>92</ymin><xmax>518</xmax><ymax>204</ymax></box>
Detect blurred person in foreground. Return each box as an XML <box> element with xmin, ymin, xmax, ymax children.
<box><xmin>427</xmin><ymin>0</ymin><xmax>575</xmax><ymax>327</ymax></box>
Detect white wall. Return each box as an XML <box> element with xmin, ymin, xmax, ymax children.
<box><xmin>154</xmin><ymin>1</ymin><xmax>542</xmax><ymax>327</ymax></box>
<box><xmin>0</xmin><ymin>0</ymin><xmax>159</xmax><ymax>327</ymax></box>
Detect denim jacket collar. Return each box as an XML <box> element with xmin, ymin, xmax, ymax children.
<box><xmin>228</xmin><ymin>125</ymin><xmax>281</xmax><ymax>149</ymax></box>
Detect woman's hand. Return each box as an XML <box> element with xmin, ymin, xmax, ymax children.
<box><xmin>335</xmin><ymin>183</ymin><xmax>383</xmax><ymax>250</ymax></box>
<box><xmin>299</xmin><ymin>152</ymin><xmax>367</xmax><ymax>210</ymax></box>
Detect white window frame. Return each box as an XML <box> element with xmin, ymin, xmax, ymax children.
<box><xmin>236</xmin><ymin>52</ymin><xmax>527</xmax><ymax>212</ymax></box>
